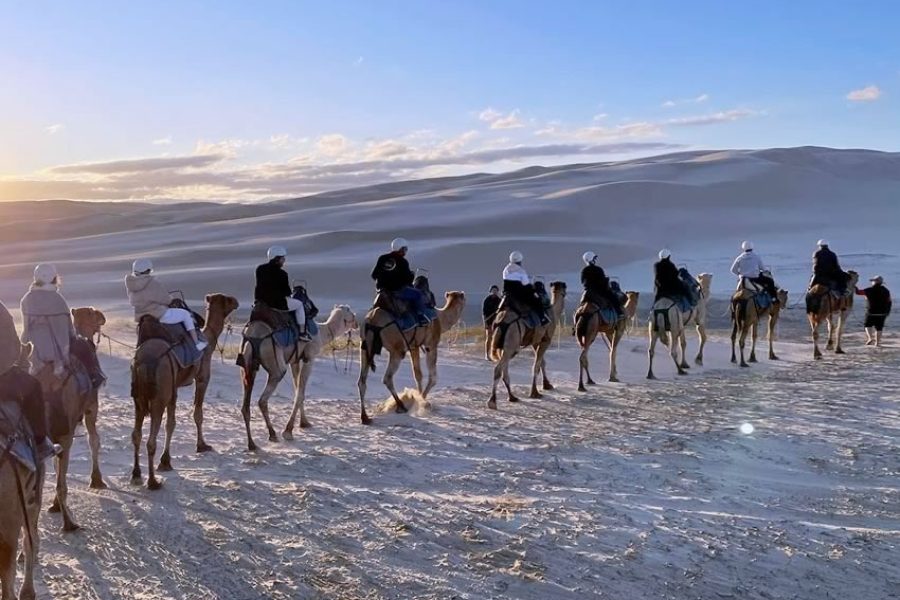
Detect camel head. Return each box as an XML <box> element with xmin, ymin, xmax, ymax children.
<box><xmin>443</xmin><ymin>291</ymin><xmax>466</xmax><ymax>309</ymax></box>
<box><xmin>846</xmin><ymin>270</ymin><xmax>859</xmax><ymax>287</ymax></box>
<box><xmin>624</xmin><ymin>291</ymin><xmax>640</xmax><ymax>314</ymax></box>
<box><xmin>696</xmin><ymin>273</ymin><xmax>713</xmax><ymax>296</ymax></box>
<box><xmin>72</xmin><ymin>306</ymin><xmax>106</xmax><ymax>342</ymax></box>
<box><xmin>329</xmin><ymin>304</ymin><xmax>359</xmax><ymax>332</ymax></box>
<box><xmin>205</xmin><ymin>293</ymin><xmax>240</xmax><ymax>317</ymax></box>
<box><xmin>776</xmin><ymin>289</ymin><xmax>789</xmax><ymax>306</ymax></box>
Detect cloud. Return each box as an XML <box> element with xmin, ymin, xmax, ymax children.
<box><xmin>694</xmin><ymin>93</ymin><xmax>709</xmax><ymax>103</ymax></box>
<box><xmin>536</xmin><ymin>121</ymin><xmax>663</xmax><ymax>141</ymax></box>
<box><xmin>45</xmin><ymin>124</ymin><xmax>64</xmax><ymax>135</ymax></box>
<box><xmin>316</xmin><ymin>134</ymin><xmax>350</xmax><ymax>157</ymax></box>
<box><xmin>49</xmin><ymin>154</ymin><xmax>226</xmax><ymax>175</ymax></box>
<box><xmin>846</xmin><ymin>85</ymin><xmax>881</xmax><ymax>102</ymax></box>
<box><xmin>478</xmin><ymin>108</ymin><xmax>525</xmax><ymax>129</ymax></box>
<box><xmin>152</xmin><ymin>136</ymin><xmax>173</xmax><ymax>146</ymax></box>
<box><xmin>665</xmin><ymin>108</ymin><xmax>760</xmax><ymax>126</ymax></box>
<box><xmin>661</xmin><ymin>100</ymin><xmax>676</xmax><ymax>108</ymax></box>
<box><xmin>661</xmin><ymin>94</ymin><xmax>710</xmax><ymax>108</ymax></box>
<box><xmin>354</xmin><ymin>56</ymin><xmax>364</xmax><ymax>67</ymax></box>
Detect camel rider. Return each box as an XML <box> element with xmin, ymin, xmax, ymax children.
<box><xmin>811</xmin><ymin>239</ymin><xmax>850</xmax><ymax>295</ymax></box>
<box><xmin>255</xmin><ymin>247</ymin><xmax>311</xmax><ymax>341</ymax></box>
<box><xmin>581</xmin><ymin>252</ymin><xmax>624</xmax><ymax>316</ymax></box>
<box><xmin>20</xmin><ymin>264</ymin><xmax>105</xmax><ymax>389</ymax></box>
<box><xmin>730</xmin><ymin>241</ymin><xmax>779</xmax><ymax>304</ymax></box>
<box><xmin>654</xmin><ymin>250</ymin><xmax>692</xmax><ymax>308</ymax></box>
<box><xmin>371</xmin><ymin>238</ymin><xmax>430</xmax><ymax>327</ymax></box>
<box><xmin>502</xmin><ymin>251</ymin><xmax>549</xmax><ymax>325</ymax></box>
<box><xmin>126</xmin><ymin>259</ymin><xmax>208</xmax><ymax>351</ymax></box>
<box><xmin>0</xmin><ymin>300</ymin><xmax>61</xmax><ymax>460</ymax></box>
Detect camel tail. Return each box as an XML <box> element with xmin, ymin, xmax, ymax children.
<box><xmin>361</xmin><ymin>324</ymin><xmax>378</xmax><ymax>372</ymax></box>
<box><xmin>652</xmin><ymin>309</ymin><xmax>670</xmax><ymax>346</ymax></box>
<box><xmin>131</xmin><ymin>355</ymin><xmax>159</xmax><ymax>411</ymax></box>
<box><xmin>574</xmin><ymin>313</ymin><xmax>590</xmax><ymax>347</ymax></box>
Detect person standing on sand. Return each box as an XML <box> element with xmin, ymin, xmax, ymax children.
<box><xmin>856</xmin><ymin>275</ymin><xmax>891</xmax><ymax>346</ymax></box>
<box><xmin>482</xmin><ymin>285</ymin><xmax>501</xmax><ymax>359</ymax></box>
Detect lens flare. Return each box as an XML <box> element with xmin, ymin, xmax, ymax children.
<box><xmin>739</xmin><ymin>423</ymin><xmax>755</xmax><ymax>435</ymax></box>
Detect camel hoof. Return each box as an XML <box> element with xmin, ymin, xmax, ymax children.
<box><xmin>299</xmin><ymin>419</ymin><xmax>311</xmax><ymax>429</ymax></box>
<box><xmin>361</xmin><ymin>414</ymin><xmax>373</xmax><ymax>426</ymax></box>
<box><xmin>694</xmin><ymin>358</ymin><xmax>703</xmax><ymax>366</ymax></box>
<box><xmin>282</xmin><ymin>430</ymin><xmax>294</xmax><ymax>441</ymax></box>
<box><xmin>677</xmin><ymin>370</ymin><xmax>688</xmax><ymax>376</ymax></box>
<box><xmin>740</xmin><ymin>363</ymin><xmax>750</xmax><ymax>368</ymax></box>
<box><xmin>680</xmin><ymin>363</ymin><xmax>691</xmax><ymax>370</ymax></box>
<box><xmin>835</xmin><ymin>348</ymin><xmax>846</xmax><ymax>355</ymax></box>
<box><xmin>577</xmin><ymin>385</ymin><xmax>586</xmax><ymax>392</ymax></box>
<box><xmin>587</xmin><ymin>379</ymin><xmax>596</xmax><ymax>385</ymax></box>
<box><xmin>19</xmin><ymin>589</ymin><xmax>35</xmax><ymax>600</ymax></box>
<box><xmin>748</xmin><ymin>356</ymin><xmax>758</xmax><ymax>363</ymax></box>
<box><xmin>395</xmin><ymin>403</ymin><xmax>408</xmax><ymax>414</ymax></box>
<box><xmin>814</xmin><ymin>354</ymin><xmax>823</xmax><ymax>360</ymax></box>
<box><xmin>130</xmin><ymin>471</ymin><xmax>142</xmax><ymax>485</ymax></box>
<box><xmin>646</xmin><ymin>374</ymin><xmax>656</xmax><ymax>380</ymax></box>
<box><xmin>48</xmin><ymin>500</ymin><xmax>61</xmax><ymax>513</ymax></box>
<box><xmin>529</xmin><ymin>391</ymin><xmax>542</xmax><ymax>399</ymax></box>
<box><xmin>609</xmin><ymin>376</ymin><xmax>620</xmax><ymax>383</ymax></box>
<box><xmin>89</xmin><ymin>477</ymin><xmax>107</xmax><ymax>490</ymax></box>
<box><xmin>730</xmin><ymin>357</ymin><xmax>737</xmax><ymax>364</ymax></box>
<box><xmin>268</xmin><ymin>433</ymin><xmax>279</xmax><ymax>442</ymax></box>
<box><xmin>196</xmin><ymin>442</ymin><xmax>213</xmax><ymax>453</ymax></box>
<box><xmin>487</xmin><ymin>399</ymin><xmax>497</xmax><ymax>410</ymax></box>
<box><xmin>770</xmin><ymin>354</ymin><xmax>779</xmax><ymax>361</ymax></box>
<box><xmin>62</xmin><ymin>520</ymin><xmax>81</xmax><ymax>533</ymax></box>
<box><xmin>543</xmin><ymin>382</ymin><xmax>554</xmax><ymax>391</ymax></box>
<box><xmin>248</xmin><ymin>441</ymin><xmax>258</xmax><ymax>452</ymax></box>
<box><xmin>157</xmin><ymin>460</ymin><xmax>173</xmax><ymax>472</ymax></box>
<box><xmin>509</xmin><ymin>396</ymin><xmax>521</xmax><ymax>403</ymax></box>
<box><xmin>147</xmin><ymin>477</ymin><xmax>163</xmax><ymax>491</ymax></box>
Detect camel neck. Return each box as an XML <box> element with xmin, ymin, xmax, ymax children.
<box><xmin>203</xmin><ymin>311</ymin><xmax>226</xmax><ymax>340</ymax></box>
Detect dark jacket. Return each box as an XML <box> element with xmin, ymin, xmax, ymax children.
<box><xmin>255</xmin><ymin>260</ymin><xmax>291</xmax><ymax>310</ymax></box>
<box><xmin>858</xmin><ymin>285</ymin><xmax>892</xmax><ymax>315</ymax></box>
<box><xmin>813</xmin><ymin>247</ymin><xmax>842</xmax><ymax>282</ymax></box>
<box><xmin>372</xmin><ymin>251</ymin><xmax>414</xmax><ymax>292</ymax></box>
<box><xmin>581</xmin><ymin>264</ymin><xmax>610</xmax><ymax>293</ymax></box>
<box><xmin>654</xmin><ymin>258</ymin><xmax>685</xmax><ymax>300</ymax></box>
<box><xmin>482</xmin><ymin>294</ymin><xmax>501</xmax><ymax>322</ymax></box>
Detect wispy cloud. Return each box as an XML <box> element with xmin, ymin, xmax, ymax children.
<box><xmin>665</xmin><ymin>108</ymin><xmax>760</xmax><ymax>126</ymax></box>
<box><xmin>152</xmin><ymin>136</ymin><xmax>173</xmax><ymax>146</ymax></box>
<box><xmin>354</xmin><ymin>56</ymin><xmax>364</xmax><ymax>67</ymax></box>
<box><xmin>661</xmin><ymin>93</ymin><xmax>710</xmax><ymax>108</ymax></box>
<box><xmin>45</xmin><ymin>124</ymin><xmax>65</xmax><ymax>135</ymax></box>
<box><xmin>49</xmin><ymin>154</ymin><xmax>226</xmax><ymax>175</ymax></box>
<box><xmin>478</xmin><ymin>108</ymin><xmax>525</xmax><ymax>129</ymax></box>
<box><xmin>846</xmin><ymin>85</ymin><xmax>881</xmax><ymax>102</ymax></box>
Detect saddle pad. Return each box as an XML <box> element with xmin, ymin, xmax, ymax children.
<box><xmin>273</xmin><ymin>327</ymin><xmax>298</xmax><ymax>348</ymax></box>
<box><xmin>0</xmin><ymin>403</ymin><xmax>37</xmax><ymax>472</ymax></box>
<box><xmin>754</xmin><ymin>293</ymin><xmax>772</xmax><ymax>310</ymax></box>
<box><xmin>170</xmin><ymin>331</ymin><xmax>207</xmax><ymax>368</ymax></box>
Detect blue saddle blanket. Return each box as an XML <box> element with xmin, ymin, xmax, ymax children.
<box><xmin>0</xmin><ymin>403</ymin><xmax>38</xmax><ymax>472</ymax></box>
<box><xmin>753</xmin><ymin>292</ymin><xmax>772</xmax><ymax>310</ymax></box>
<box><xmin>393</xmin><ymin>306</ymin><xmax>436</xmax><ymax>331</ymax></box>
<box><xmin>170</xmin><ymin>332</ymin><xmax>207</xmax><ymax>368</ymax></box>
<box><xmin>271</xmin><ymin>318</ymin><xmax>320</xmax><ymax>348</ymax></box>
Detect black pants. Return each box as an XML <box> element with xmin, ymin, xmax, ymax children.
<box><xmin>0</xmin><ymin>367</ymin><xmax>47</xmax><ymax>442</ymax></box>
<box><xmin>583</xmin><ymin>289</ymin><xmax>623</xmax><ymax>313</ymax></box>
<box><xmin>750</xmin><ymin>275</ymin><xmax>778</xmax><ymax>300</ymax></box>
<box><xmin>864</xmin><ymin>315</ymin><xmax>887</xmax><ymax>331</ymax></box>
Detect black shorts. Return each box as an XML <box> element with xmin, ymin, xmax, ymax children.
<box><xmin>864</xmin><ymin>315</ymin><xmax>887</xmax><ymax>330</ymax></box>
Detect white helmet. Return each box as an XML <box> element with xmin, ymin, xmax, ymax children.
<box><xmin>582</xmin><ymin>251</ymin><xmax>597</xmax><ymax>266</ymax></box>
<box><xmin>391</xmin><ymin>237</ymin><xmax>409</xmax><ymax>252</ymax></box>
<box><xmin>509</xmin><ymin>250</ymin><xmax>524</xmax><ymax>264</ymax></box>
<box><xmin>741</xmin><ymin>241</ymin><xmax>753</xmax><ymax>251</ymax></box>
<box><xmin>267</xmin><ymin>246</ymin><xmax>287</xmax><ymax>261</ymax></box>
<box><xmin>33</xmin><ymin>263</ymin><xmax>58</xmax><ymax>286</ymax></box>
<box><xmin>817</xmin><ymin>239</ymin><xmax>828</xmax><ymax>247</ymax></box>
<box><xmin>658</xmin><ymin>249</ymin><xmax>671</xmax><ymax>260</ymax></box>
<box><xmin>132</xmin><ymin>258</ymin><xmax>153</xmax><ymax>274</ymax></box>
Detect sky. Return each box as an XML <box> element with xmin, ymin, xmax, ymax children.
<box><xmin>1</xmin><ymin>0</ymin><xmax>898</xmax><ymax>203</ymax></box>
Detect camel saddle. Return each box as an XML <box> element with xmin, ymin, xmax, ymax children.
<box><xmin>0</xmin><ymin>401</ymin><xmax>39</xmax><ymax>472</ymax></box>
<box><xmin>249</xmin><ymin>301</ymin><xmax>298</xmax><ymax>333</ymax></box>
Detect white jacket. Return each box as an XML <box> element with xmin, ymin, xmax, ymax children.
<box><xmin>730</xmin><ymin>251</ymin><xmax>766</xmax><ymax>279</ymax></box>
<box><xmin>502</xmin><ymin>263</ymin><xmax>530</xmax><ymax>285</ymax></box>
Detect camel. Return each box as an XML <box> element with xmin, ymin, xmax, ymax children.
<box><xmin>0</xmin><ymin>345</ymin><xmax>42</xmax><ymax>600</ymax></box>
<box><xmin>807</xmin><ymin>271</ymin><xmax>859</xmax><ymax>359</ymax></box>
<box><xmin>130</xmin><ymin>293</ymin><xmax>238</xmax><ymax>489</ymax></box>
<box><xmin>647</xmin><ymin>273</ymin><xmax>711</xmax><ymax>379</ymax></box>
<box><xmin>730</xmin><ymin>286</ymin><xmax>789</xmax><ymax>367</ymax></box>
<box><xmin>574</xmin><ymin>292</ymin><xmax>638</xmax><ymax>390</ymax></box>
<box><xmin>624</xmin><ymin>291</ymin><xmax>640</xmax><ymax>333</ymax></box>
<box><xmin>239</xmin><ymin>305</ymin><xmax>359</xmax><ymax>450</ymax></box>
<box><xmin>488</xmin><ymin>282</ymin><xmax>567</xmax><ymax>409</ymax></box>
<box><xmin>358</xmin><ymin>291</ymin><xmax>466</xmax><ymax>424</ymax></box>
<box><xmin>29</xmin><ymin>307</ymin><xmax>106</xmax><ymax>532</ymax></box>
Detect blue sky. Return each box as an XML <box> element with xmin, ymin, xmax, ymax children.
<box><xmin>1</xmin><ymin>0</ymin><xmax>897</xmax><ymax>201</ymax></box>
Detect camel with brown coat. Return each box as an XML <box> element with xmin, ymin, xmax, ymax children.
<box><xmin>488</xmin><ymin>282</ymin><xmax>567</xmax><ymax>408</ymax></box>
<box><xmin>357</xmin><ymin>291</ymin><xmax>466</xmax><ymax>424</ymax></box>
<box><xmin>574</xmin><ymin>292</ymin><xmax>638</xmax><ymax>390</ymax></box>
<box><xmin>730</xmin><ymin>287</ymin><xmax>789</xmax><ymax>367</ymax></box>
<box><xmin>130</xmin><ymin>293</ymin><xmax>238</xmax><ymax>489</ymax></box>
<box><xmin>807</xmin><ymin>271</ymin><xmax>859</xmax><ymax>359</ymax></box>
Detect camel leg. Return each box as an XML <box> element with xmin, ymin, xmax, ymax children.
<box><xmin>157</xmin><ymin>397</ymin><xmax>177</xmax><ymax>472</ymax></box>
<box><xmin>484</xmin><ymin>332</ymin><xmax>491</xmax><ymax>361</ymax></box>
<box><xmin>19</xmin><ymin>492</ymin><xmax>39</xmax><ymax>600</ymax></box>
<box><xmin>749</xmin><ymin>319</ymin><xmax>759</xmax><ymax>363</ymax></box>
<box><xmin>131</xmin><ymin>401</ymin><xmax>145</xmax><ymax>484</ymax></box>
<box><xmin>694</xmin><ymin>322</ymin><xmax>707</xmax><ymax>366</ymax></box>
<box><xmin>422</xmin><ymin>348</ymin><xmax>438</xmax><ymax>399</ymax></box>
<box><xmin>193</xmin><ymin>374</ymin><xmax>213</xmax><ymax>453</ymax></box>
<box><xmin>835</xmin><ymin>311</ymin><xmax>847</xmax><ymax>354</ymax></box>
<box><xmin>409</xmin><ymin>347</ymin><xmax>425</xmax><ymax>396</ymax></box>
<box><xmin>240</xmin><ymin>366</ymin><xmax>260</xmax><ymax>450</ymax></box>
<box><xmin>679</xmin><ymin>328</ymin><xmax>690</xmax><ymax>370</ymax></box>
<box><xmin>825</xmin><ymin>314</ymin><xmax>835</xmax><ymax>350</ymax></box>
<box><xmin>383</xmin><ymin>353</ymin><xmax>408</xmax><ymax>413</ymax></box>
<box><xmin>1</xmin><ymin>536</ymin><xmax>15</xmax><ymax>600</ymax></box>
<box><xmin>738</xmin><ymin>323</ymin><xmax>750</xmax><ymax>368</ymax></box>
<box><xmin>577</xmin><ymin>344</ymin><xmax>589</xmax><ymax>392</ymax></box>
<box><xmin>768</xmin><ymin>314</ymin><xmax>779</xmax><ymax>360</ymax></box>
<box><xmin>357</xmin><ymin>349</ymin><xmax>373</xmax><ymax>425</ymax></box>
<box><xmin>672</xmin><ymin>330</ymin><xmax>687</xmax><ymax>375</ymax></box>
<box><xmin>284</xmin><ymin>359</ymin><xmax>314</xmax><ymax>439</ymax></box>
<box><xmin>84</xmin><ymin>396</ymin><xmax>106</xmax><ymax>489</ymax></box>
<box><xmin>608</xmin><ymin>330</ymin><xmax>621</xmax><ymax>383</ymax></box>
<box><xmin>503</xmin><ymin>359</ymin><xmax>519</xmax><ymax>403</ymax></box>
<box><xmin>731</xmin><ymin>317</ymin><xmax>739</xmax><ymax>364</ymax></box>
<box><xmin>529</xmin><ymin>346</ymin><xmax>544</xmax><ymax>399</ymax></box>
<box><xmin>488</xmin><ymin>357</ymin><xmax>503</xmax><ymax>409</ymax></box>
<box><xmin>257</xmin><ymin>370</ymin><xmax>282</xmax><ymax>442</ymax></box>
<box><xmin>541</xmin><ymin>356</ymin><xmax>553</xmax><ymax>391</ymax></box>
<box><xmin>53</xmin><ymin>442</ymin><xmax>80</xmax><ymax>531</ymax></box>
<box><xmin>811</xmin><ymin>319</ymin><xmax>822</xmax><ymax>360</ymax></box>
<box><xmin>146</xmin><ymin>401</ymin><xmax>164</xmax><ymax>490</ymax></box>
<box><xmin>647</xmin><ymin>324</ymin><xmax>657</xmax><ymax>380</ymax></box>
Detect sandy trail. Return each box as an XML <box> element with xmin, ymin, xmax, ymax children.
<box><xmin>23</xmin><ymin>324</ymin><xmax>899</xmax><ymax>600</ymax></box>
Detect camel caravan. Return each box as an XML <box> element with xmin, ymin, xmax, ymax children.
<box><xmin>0</xmin><ymin>235</ymin><xmax>891</xmax><ymax>594</ymax></box>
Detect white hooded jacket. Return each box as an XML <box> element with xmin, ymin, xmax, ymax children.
<box><xmin>730</xmin><ymin>251</ymin><xmax>766</xmax><ymax>279</ymax></box>
<box><xmin>502</xmin><ymin>263</ymin><xmax>530</xmax><ymax>285</ymax></box>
